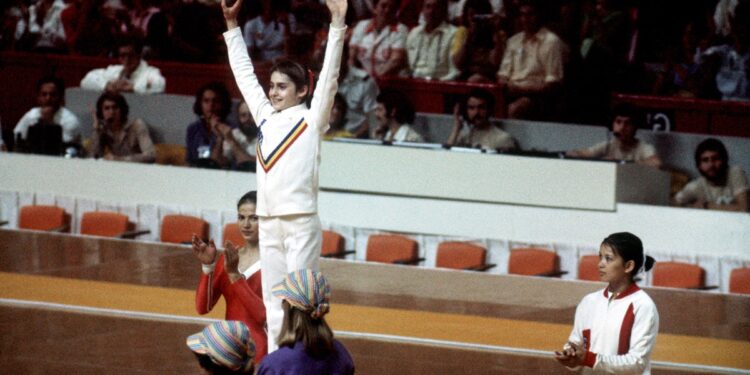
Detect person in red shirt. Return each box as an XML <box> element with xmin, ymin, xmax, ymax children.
<box><xmin>192</xmin><ymin>191</ymin><xmax>267</xmax><ymax>363</ymax></box>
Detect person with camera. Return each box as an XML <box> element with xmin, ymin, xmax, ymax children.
<box><xmin>89</xmin><ymin>91</ymin><xmax>155</xmax><ymax>163</ymax></box>
<box><xmin>446</xmin><ymin>88</ymin><xmax>516</xmax><ymax>151</ymax></box>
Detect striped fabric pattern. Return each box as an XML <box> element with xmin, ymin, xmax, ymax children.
<box><xmin>272</xmin><ymin>269</ymin><xmax>331</xmax><ymax>319</ymax></box>
<box><xmin>256</xmin><ymin>118</ymin><xmax>308</xmax><ymax>172</ymax></box>
<box><xmin>186</xmin><ymin>320</ymin><xmax>255</xmax><ymax>371</ymax></box>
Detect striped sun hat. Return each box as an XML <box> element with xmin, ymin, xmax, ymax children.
<box><xmin>272</xmin><ymin>269</ymin><xmax>331</xmax><ymax>319</ymax></box>
<box><xmin>186</xmin><ymin>321</ymin><xmax>255</xmax><ymax>372</ymax></box>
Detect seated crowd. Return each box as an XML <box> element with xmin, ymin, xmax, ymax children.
<box><xmin>2</xmin><ymin>0</ymin><xmax>749</xmax><ymax>124</ymax></box>
<box><xmin>0</xmin><ymin>0</ymin><xmax>747</xmax><ymax>213</ymax></box>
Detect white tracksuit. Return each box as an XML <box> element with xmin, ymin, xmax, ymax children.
<box><xmin>566</xmin><ymin>284</ymin><xmax>659</xmax><ymax>374</ymax></box>
<box><xmin>224</xmin><ymin>24</ymin><xmax>345</xmax><ymax>352</ymax></box>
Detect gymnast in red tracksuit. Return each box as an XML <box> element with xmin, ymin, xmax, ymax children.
<box><xmin>192</xmin><ymin>191</ymin><xmax>267</xmax><ymax>363</ymax></box>
<box><xmin>555</xmin><ymin>232</ymin><xmax>659</xmax><ymax>374</ymax></box>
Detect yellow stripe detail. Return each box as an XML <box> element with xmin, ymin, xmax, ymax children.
<box><xmin>1</xmin><ymin>272</ymin><xmax>748</xmax><ymax>370</ymax></box>
<box><xmin>257</xmin><ymin>120</ymin><xmax>308</xmax><ymax>172</ymax></box>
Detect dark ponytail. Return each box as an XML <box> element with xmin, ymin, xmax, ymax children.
<box><xmin>602</xmin><ymin>232</ymin><xmax>655</xmax><ymax>279</ymax></box>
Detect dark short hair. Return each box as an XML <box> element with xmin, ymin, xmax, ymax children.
<box><xmin>694</xmin><ymin>138</ymin><xmax>728</xmax><ymax>166</ymax></box>
<box><xmin>610</xmin><ymin>103</ymin><xmax>641</xmax><ymax>127</ymax></box>
<box><xmin>237</xmin><ymin>191</ymin><xmax>257</xmax><ymax>209</ymax></box>
<box><xmin>466</xmin><ymin>88</ymin><xmax>495</xmax><ymax>113</ymax></box>
<box><xmin>36</xmin><ymin>76</ymin><xmax>65</xmax><ymax>96</ymax></box>
<box><xmin>194</xmin><ymin>353</ymin><xmax>249</xmax><ymax>375</ymax></box>
<box><xmin>271</xmin><ymin>59</ymin><xmax>311</xmax><ymax>104</ymax></box>
<box><xmin>96</xmin><ymin>92</ymin><xmax>130</xmax><ymax>122</ymax></box>
<box><xmin>376</xmin><ymin>89</ymin><xmax>415</xmax><ymax>125</ymax></box>
<box><xmin>193</xmin><ymin>82</ymin><xmax>232</xmax><ymax>120</ymax></box>
<box><xmin>602</xmin><ymin>232</ymin><xmax>654</xmax><ymax>278</ymax></box>
<box><xmin>116</xmin><ymin>34</ymin><xmax>144</xmax><ymax>55</ymax></box>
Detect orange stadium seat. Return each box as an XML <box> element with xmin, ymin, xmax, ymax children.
<box><xmin>508</xmin><ymin>248</ymin><xmax>566</xmax><ymax>277</ymax></box>
<box><xmin>729</xmin><ymin>268</ymin><xmax>750</xmax><ymax>295</ymax></box>
<box><xmin>18</xmin><ymin>205</ymin><xmax>70</xmax><ymax>232</ymax></box>
<box><xmin>436</xmin><ymin>242</ymin><xmax>495</xmax><ymax>271</ymax></box>
<box><xmin>652</xmin><ymin>261</ymin><xmax>711</xmax><ymax>289</ymax></box>
<box><xmin>366</xmin><ymin>234</ymin><xmax>423</xmax><ymax>265</ymax></box>
<box><xmin>80</xmin><ymin>211</ymin><xmax>136</xmax><ymax>238</ymax></box>
<box><xmin>222</xmin><ymin>222</ymin><xmax>245</xmax><ymax>247</ymax></box>
<box><xmin>321</xmin><ymin>230</ymin><xmax>355</xmax><ymax>259</ymax></box>
<box><xmin>160</xmin><ymin>214</ymin><xmax>208</xmax><ymax>244</ymax></box>
<box><xmin>578</xmin><ymin>255</ymin><xmax>601</xmax><ymax>281</ymax></box>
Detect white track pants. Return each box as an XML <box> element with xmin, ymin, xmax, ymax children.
<box><xmin>259</xmin><ymin>213</ymin><xmax>322</xmax><ymax>353</ymax></box>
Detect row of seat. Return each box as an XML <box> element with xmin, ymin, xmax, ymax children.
<box><xmin>326</xmin><ymin>231</ymin><xmax>750</xmax><ymax>295</ymax></box>
<box><xmin>11</xmin><ymin>205</ymin><xmax>750</xmax><ymax>294</ymax></box>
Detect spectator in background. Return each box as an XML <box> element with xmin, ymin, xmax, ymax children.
<box><xmin>497</xmin><ymin>0</ymin><xmax>565</xmax><ymax>119</ymax></box>
<box><xmin>218</xmin><ymin>101</ymin><xmax>257</xmax><ymax>171</ymax></box>
<box><xmin>128</xmin><ymin>0</ymin><xmax>160</xmax><ymax>37</ymax></box>
<box><xmin>186</xmin><ymin>82</ymin><xmax>233</xmax><ymax>168</ymax></box>
<box><xmin>566</xmin><ymin>104</ymin><xmax>661</xmax><ymax>168</ymax></box>
<box><xmin>14</xmin><ymin>0</ymin><xmax>67</xmax><ymax>53</ymax></box>
<box><xmin>74</xmin><ymin>0</ymin><xmax>134</xmax><ymax>56</ymax></box>
<box><xmin>329</xmin><ymin>44</ymin><xmax>379</xmax><ymax>138</ymax></box>
<box><xmin>324</xmin><ymin>94</ymin><xmax>354</xmax><ymax>140</ymax></box>
<box><xmin>701</xmin><ymin>2</ymin><xmax>750</xmax><ymax>102</ymax></box>
<box><xmin>187</xmin><ymin>321</ymin><xmax>256</xmax><ymax>375</ymax></box>
<box><xmin>89</xmin><ymin>92</ymin><xmax>155</xmax><ymax>162</ymax></box>
<box><xmin>653</xmin><ymin>21</ymin><xmax>713</xmax><ymax>98</ymax></box>
<box><xmin>14</xmin><ymin>76</ymin><xmax>81</xmax><ymax>152</ymax></box>
<box><xmin>244</xmin><ymin>0</ymin><xmax>295</xmax><ymax>62</ymax></box>
<box><xmin>349</xmin><ymin>0</ymin><xmax>408</xmax><ymax>78</ymax></box>
<box><xmin>80</xmin><ymin>35</ymin><xmax>166</xmax><ymax>94</ymax></box>
<box><xmin>674</xmin><ymin>138</ymin><xmax>749</xmax><ymax>212</ymax></box>
<box><xmin>257</xmin><ymin>270</ymin><xmax>354</xmax><ymax>374</ymax></box>
<box><xmin>373</xmin><ymin>89</ymin><xmax>423</xmax><ymax>142</ymax></box>
<box><xmin>453</xmin><ymin>0</ymin><xmax>500</xmax><ymax>83</ymax></box>
<box><xmin>446</xmin><ymin>88</ymin><xmax>516</xmax><ymax>151</ymax></box>
<box><xmin>405</xmin><ymin>0</ymin><xmax>465</xmax><ymax>81</ymax></box>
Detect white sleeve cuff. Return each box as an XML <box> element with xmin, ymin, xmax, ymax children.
<box><xmin>202</xmin><ymin>261</ymin><xmax>217</xmax><ymax>274</ymax></box>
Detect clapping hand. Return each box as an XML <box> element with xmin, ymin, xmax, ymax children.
<box><xmin>191</xmin><ymin>235</ymin><xmax>217</xmax><ymax>265</ymax></box>
<box><xmin>224</xmin><ymin>241</ymin><xmax>244</xmax><ymax>283</ymax></box>
<box><xmin>554</xmin><ymin>341</ymin><xmax>586</xmax><ymax>368</ymax></box>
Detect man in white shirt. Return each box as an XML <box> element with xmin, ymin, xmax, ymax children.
<box><xmin>80</xmin><ymin>36</ymin><xmax>166</xmax><ymax>94</ymax></box>
<box><xmin>674</xmin><ymin>138</ymin><xmax>749</xmax><ymax>212</ymax></box>
<box><xmin>15</xmin><ymin>0</ymin><xmax>67</xmax><ymax>52</ymax></box>
<box><xmin>446</xmin><ymin>88</ymin><xmax>516</xmax><ymax>151</ymax></box>
<box><xmin>14</xmin><ymin>76</ymin><xmax>81</xmax><ymax>150</ymax></box>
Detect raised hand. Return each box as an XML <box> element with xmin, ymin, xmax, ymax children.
<box><xmin>192</xmin><ymin>235</ymin><xmax>217</xmax><ymax>265</ymax></box>
<box><xmin>221</xmin><ymin>0</ymin><xmax>243</xmax><ymax>29</ymax></box>
<box><xmin>224</xmin><ymin>241</ymin><xmax>244</xmax><ymax>282</ymax></box>
<box><xmin>325</xmin><ymin>0</ymin><xmax>347</xmax><ymax>27</ymax></box>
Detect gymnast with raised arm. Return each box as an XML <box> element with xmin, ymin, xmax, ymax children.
<box><xmin>221</xmin><ymin>0</ymin><xmax>348</xmax><ymax>353</ymax></box>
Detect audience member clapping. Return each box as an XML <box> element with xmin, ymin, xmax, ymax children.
<box><xmin>674</xmin><ymin>138</ymin><xmax>749</xmax><ymax>212</ymax></box>
<box><xmin>89</xmin><ymin>92</ymin><xmax>155</xmax><ymax>162</ymax></box>
<box><xmin>257</xmin><ymin>269</ymin><xmax>355</xmax><ymax>375</ymax></box>
<box><xmin>14</xmin><ymin>0</ymin><xmax>67</xmax><ymax>53</ymax></box>
<box><xmin>220</xmin><ymin>101</ymin><xmax>258</xmax><ymax>171</ymax></box>
<box><xmin>80</xmin><ymin>35</ymin><xmax>166</xmax><ymax>94</ymax></box>
<box><xmin>700</xmin><ymin>1</ymin><xmax>750</xmax><ymax>102</ymax></box>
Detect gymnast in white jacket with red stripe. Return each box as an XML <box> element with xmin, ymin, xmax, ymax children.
<box><xmin>556</xmin><ymin>232</ymin><xmax>659</xmax><ymax>374</ymax></box>
<box><xmin>221</xmin><ymin>0</ymin><xmax>348</xmax><ymax>353</ymax></box>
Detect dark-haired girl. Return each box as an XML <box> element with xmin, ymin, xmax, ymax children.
<box><xmin>192</xmin><ymin>191</ymin><xmax>267</xmax><ymax>363</ymax></box>
<box><xmin>221</xmin><ymin>0</ymin><xmax>348</xmax><ymax>353</ymax></box>
<box><xmin>555</xmin><ymin>232</ymin><xmax>659</xmax><ymax>374</ymax></box>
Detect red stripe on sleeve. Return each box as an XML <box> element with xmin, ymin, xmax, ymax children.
<box><xmin>618</xmin><ymin>303</ymin><xmax>636</xmax><ymax>354</ymax></box>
